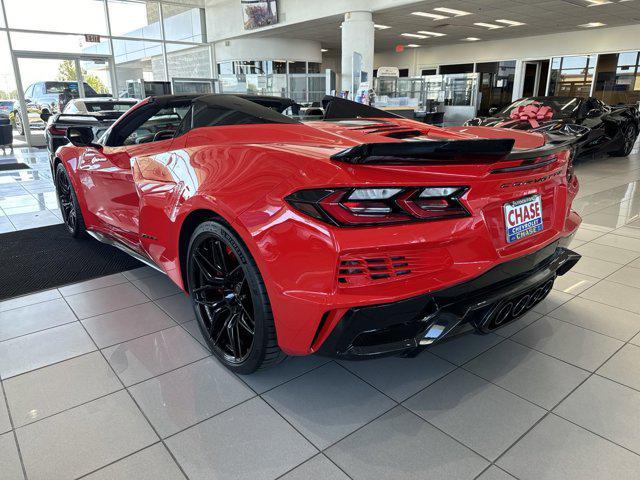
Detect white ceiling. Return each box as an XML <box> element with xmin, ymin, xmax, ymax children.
<box><xmin>244</xmin><ymin>0</ymin><xmax>640</xmax><ymax>52</ymax></box>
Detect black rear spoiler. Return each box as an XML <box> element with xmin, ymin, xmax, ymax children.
<box><xmin>331</xmin><ymin>139</ymin><xmax>516</xmax><ymax>164</ymax></box>
<box><xmin>331</xmin><ymin>135</ymin><xmax>577</xmax><ymax>165</ymax></box>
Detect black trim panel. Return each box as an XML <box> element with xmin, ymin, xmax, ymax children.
<box><xmin>317</xmin><ymin>239</ymin><xmax>580</xmax><ymax>359</ymax></box>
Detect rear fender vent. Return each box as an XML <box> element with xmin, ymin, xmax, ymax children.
<box><xmin>338</xmin><ymin>254</ymin><xmax>413</xmax><ymax>286</ymax></box>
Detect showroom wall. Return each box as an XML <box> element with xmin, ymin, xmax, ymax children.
<box><xmin>204</xmin><ymin>0</ymin><xmax>421</xmax><ymax>42</ymax></box>
<box><xmin>214</xmin><ymin>37</ymin><xmax>321</xmax><ymax>63</ymax></box>
<box><xmin>374</xmin><ymin>24</ymin><xmax>640</xmax><ymax>75</ymax></box>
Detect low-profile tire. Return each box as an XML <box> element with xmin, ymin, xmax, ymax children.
<box><xmin>14</xmin><ymin>112</ymin><xmax>24</xmax><ymax>135</ymax></box>
<box><xmin>187</xmin><ymin>220</ymin><xmax>285</xmax><ymax>374</ymax></box>
<box><xmin>55</xmin><ymin>163</ymin><xmax>87</xmax><ymax>238</ymax></box>
<box><xmin>610</xmin><ymin>123</ymin><xmax>638</xmax><ymax>157</ymax></box>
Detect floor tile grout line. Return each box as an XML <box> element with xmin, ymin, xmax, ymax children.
<box><xmin>547</xmin><ymin>408</ymin><xmax>640</xmax><ymax>460</ymax></box>
<box><xmin>545</xmin><ymin>310</ymin><xmax>640</xmax><ymax>343</ymax></box>
<box><xmin>488</xmin><ymin>337</ymin><xmax>634</xmax><ymax>476</ymax></box>
<box><xmin>72</xmin><ymin>441</ymin><xmax>167</xmax><ymax>480</ymax></box>
<box><xmin>57</xmin><ymin>293</ymin><xmax>194</xmax><ymax>480</ymax></box>
<box><xmin>0</xmin><ymin>318</ymin><xmax>80</xmax><ymax>344</ymax></box>
<box><xmin>592</xmin><ymin>370</ymin><xmax>640</xmax><ymax>396</ymax></box>
<box><xmin>331</xmin><ymin>353</ymin><xmax>498</xmax><ymax>464</ymax></box>
<box><xmin>235</xmin><ymin>357</ymin><xmax>333</xmax><ymax>397</ymax></box>
<box><xmin>0</xmin><ymin>310</ymin><xmax>180</xmax><ymax>360</ymax></box>
<box><xmin>272</xmin><ymin>450</ymin><xmax>354</xmax><ymax>480</ymax></box>
<box><xmin>0</xmin><ymin>380</ymin><xmax>30</xmax><ymax>480</ymax></box>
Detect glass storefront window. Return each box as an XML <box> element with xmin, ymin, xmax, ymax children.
<box><xmin>548</xmin><ymin>55</ymin><xmax>597</xmax><ymax>97</ymax></box>
<box><xmin>0</xmin><ymin>33</ymin><xmax>16</xmax><ymax>100</ymax></box>
<box><xmin>289</xmin><ymin>61</ymin><xmax>306</xmax><ymax>74</ymax></box>
<box><xmin>107</xmin><ymin>0</ymin><xmax>161</xmax><ymax>40</ymax></box>
<box><xmin>308</xmin><ymin>62</ymin><xmax>321</xmax><ymax>74</ymax></box>
<box><xmin>162</xmin><ymin>3</ymin><xmax>206</xmax><ymax>43</ymax></box>
<box><xmin>594</xmin><ymin>51</ymin><xmax>640</xmax><ymax>105</ymax></box>
<box><xmin>10</xmin><ymin>31</ymin><xmax>111</xmax><ymax>55</ymax></box>
<box><xmin>476</xmin><ymin>61</ymin><xmax>516</xmax><ymax>115</ymax></box>
<box><xmin>4</xmin><ymin>0</ymin><xmax>108</xmax><ymax>35</ymax></box>
<box><xmin>166</xmin><ymin>44</ymin><xmax>211</xmax><ymax>79</ymax></box>
<box><xmin>440</xmin><ymin>64</ymin><xmax>474</xmax><ymax>75</ymax></box>
<box><xmin>112</xmin><ymin>38</ymin><xmax>165</xmax><ymax>97</ymax></box>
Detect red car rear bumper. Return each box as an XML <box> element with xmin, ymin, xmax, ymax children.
<box><xmin>316</xmin><ymin>240</ymin><xmax>579</xmax><ymax>359</ymax></box>
<box><xmin>241</xmin><ymin>203</ymin><xmax>581</xmax><ymax>357</ymax></box>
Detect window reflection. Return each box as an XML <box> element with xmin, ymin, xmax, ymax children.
<box><xmin>594</xmin><ymin>52</ymin><xmax>640</xmax><ymax>105</ymax></box>
<box><xmin>548</xmin><ymin>55</ymin><xmax>597</xmax><ymax>97</ymax></box>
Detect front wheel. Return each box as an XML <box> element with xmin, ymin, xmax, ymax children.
<box><xmin>55</xmin><ymin>163</ymin><xmax>86</xmax><ymax>237</ymax></box>
<box><xmin>187</xmin><ymin>220</ymin><xmax>284</xmax><ymax>374</ymax></box>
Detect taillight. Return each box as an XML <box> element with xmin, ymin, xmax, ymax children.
<box><xmin>48</xmin><ymin>126</ymin><xmax>67</xmax><ymax>136</ymax></box>
<box><xmin>286</xmin><ymin>186</ymin><xmax>469</xmax><ymax>226</ymax></box>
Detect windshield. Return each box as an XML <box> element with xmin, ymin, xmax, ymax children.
<box><xmin>85</xmin><ymin>102</ymin><xmax>135</xmax><ymax>112</ymax></box>
<box><xmin>44</xmin><ymin>82</ymin><xmax>98</xmax><ymax>95</ymax></box>
<box><xmin>0</xmin><ymin>101</ymin><xmax>13</xmax><ymax>107</ymax></box>
<box><xmin>498</xmin><ymin>97</ymin><xmax>582</xmax><ymax>117</ymax></box>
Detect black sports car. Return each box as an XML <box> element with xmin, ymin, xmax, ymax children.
<box><xmin>465</xmin><ymin>96</ymin><xmax>640</xmax><ymax>159</ymax></box>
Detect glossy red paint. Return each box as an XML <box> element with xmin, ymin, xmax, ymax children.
<box><xmin>55</xmin><ymin>114</ymin><xmax>580</xmax><ymax>356</ymax></box>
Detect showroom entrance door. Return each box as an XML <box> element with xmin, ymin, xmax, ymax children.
<box><xmin>13</xmin><ymin>52</ymin><xmax>116</xmax><ymax>148</ymax></box>
<box><xmin>521</xmin><ymin>60</ymin><xmax>551</xmax><ymax>98</ymax></box>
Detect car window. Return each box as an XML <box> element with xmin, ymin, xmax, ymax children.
<box><xmin>24</xmin><ymin>85</ymin><xmax>34</xmax><ymax>99</ymax></box>
<box><xmin>84</xmin><ymin>102</ymin><xmax>135</xmax><ymax>112</ymax></box>
<box><xmin>173</xmin><ymin>106</ymin><xmax>193</xmax><ymax>138</ymax></box>
<box><xmin>123</xmin><ymin>106</ymin><xmax>189</xmax><ymax>145</ymax></box>
<box><xmin>63</xmin><ymin>102</ymin><xmax>79</xmax><ymax>114</ymax></box>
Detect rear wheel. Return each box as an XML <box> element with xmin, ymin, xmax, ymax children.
<box><xmin>610</xmin><ymin>123</ymin><xmax>638</xmax><ymax>157</ymax></box>
<box><xmin>187</xmin><ymin>220</ymin><xmax>284</xmax><ymax>374</ymax></box>
<box><xmin>55</xmin><ymin>163</ymin><xmax>86</xmax><ymax>237</ymax></box>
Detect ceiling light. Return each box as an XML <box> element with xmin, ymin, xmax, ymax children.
<box><xmin>417</xmin><ymin>30</ymin><xmax>447</xmax><ymax>36</ymax></box>
<box><xmin>463</xmin><ymin>37</ymin><xmax>481</xmax><ymax>41</ymax></box>
<box><xmin>433</xmin><ymin>7</ymin><xmax>472</xmax><ymax>16</ymax></box>
<box><xmin>374</xmin><ymin>24</ymin><xmax>391</xmax><ymax>30</ymax></box>
<box><xmin>495</xmin><ymin>19</ymin><xmax>526</xmax><ymax>26</ymax></box>
<box><xmin>406</xmin><ymin>44</ymin><xmax>421</xmax><ymax>48</ymax></box>
<box><xmin>401</xmin><ymin>33</ymin><xmax>428</xmax><ymax>38</ymax></box>
<box><xmin>585</xmin><ymin>0</ymin><xmax>613</xmax><ymax>5</ymax></box>
<box><xmin>321</xmin><ymin>49</ymin><xmax>328</xmax><ymax>52</ymax></box>
<box><xmin>411</xmin><ymin>11</ymin><xmax>449</xmax><ymax>20</ymax></box>
<box><xmin>579</xmin><ymin>21</ymin><xmax>607</xmax><ymax>27</ymax></box>
<box><xmin>474</xmin><ymin>22</ymin><xmax>504</xmax><ymax>29</ymax></box>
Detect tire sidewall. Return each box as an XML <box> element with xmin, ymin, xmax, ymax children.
<box><xmin>625</xmin><ymin>124</ymin><xmax>637</xmax><ymax>156</ymax></box>
<box><xmin>55</xmin><ymin>163</ymin><xmax>81</xmax><ymax>237</ymax></box>
<box><xmin>187</xmin><ymin>220</ymin><xmax>269</xmax><ymax>374</ymax></box>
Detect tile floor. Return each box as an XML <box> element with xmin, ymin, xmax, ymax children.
<box><xmin>1</xmin><ymin>145</ymin><xmax>640</xmax><ymax>479</ymax></box>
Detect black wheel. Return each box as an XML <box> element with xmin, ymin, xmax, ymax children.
<box><xmin>14</xmin><ymin>112</ymin><xmax>24</xmax><ymax>135</ymax></box>
<box><xmin>187</xmin><ymin>220</ymin><xmax>284</xmax><ymax>374</ymax></box>
<box><xmin>55</xmin><ymin>163</ymin><xmax>86</xmax><ymax>237</ymax></box>
<box><xmin>611</xmin><ymin>123</ymin><xmax>638</xmax><ymax>157</ymax></box>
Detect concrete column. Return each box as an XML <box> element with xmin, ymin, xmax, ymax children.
<box><xmin>340</xmin><ymin>11</ymin><xmax>375</xmax><ymax>97</ymax></box>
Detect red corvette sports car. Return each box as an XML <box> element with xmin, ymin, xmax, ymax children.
<box><xmin>52</xmin><ymin>94</ymin><xmax>581</xmax><ymax>373</ymax></box>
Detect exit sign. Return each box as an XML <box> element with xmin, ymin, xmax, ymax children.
<box><xmin>84</xmin><ymin>34</ymin><xmax>101</xmax><ymax>43</ymax></box>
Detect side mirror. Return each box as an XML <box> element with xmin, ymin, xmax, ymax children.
<box><xmin>40</xmin><ymin>111</ymin><xmax>52</xmax><ymax>123</ymax></box>
<box><xmin>66</xmin><ymin>126</ymin><xmax>101</xmax><ymax>149</ymax></box>
<box><xmin>586</xmin><ymin>108</ymin><xmax>600</xmax><ymax>118</ymax></box>
<box><xmin>488</xmin><ymin>107</ymin><xmax>498</xmax><ymax>115</ymax></box>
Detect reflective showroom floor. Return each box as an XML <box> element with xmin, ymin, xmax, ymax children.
<box><xmin>1</xmin><ymin>143</ymin><xmax>640</xmax><ymax>480</ymax></box>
